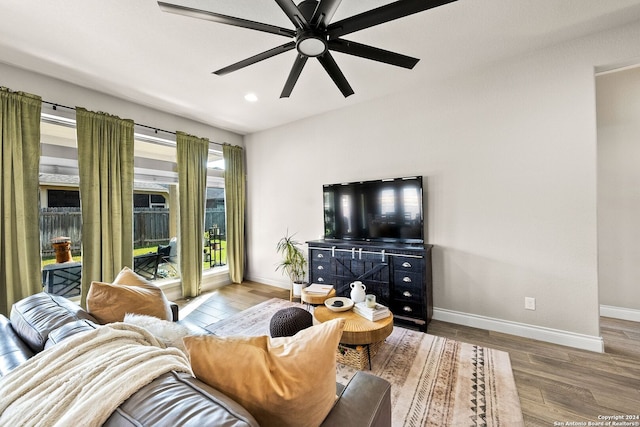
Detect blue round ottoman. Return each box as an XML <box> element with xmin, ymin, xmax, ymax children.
<box><xmin>269</xmin><ymin>307</ymin><xmax>312</xmax><ymax>338</ymax></box>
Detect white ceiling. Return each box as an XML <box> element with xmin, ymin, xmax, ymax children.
<box><xmin>2</xmin><ymin>0</ymin><xmax>640</xmax><ymax>135</ymax></box>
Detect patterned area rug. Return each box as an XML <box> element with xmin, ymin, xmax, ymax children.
<box><xmin>203</xmin><ymin>298</ymin><xmax>524</xmax><ymax>427</ymax></box>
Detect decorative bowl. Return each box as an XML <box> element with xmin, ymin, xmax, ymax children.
<box><xmin>324</xmin><ymin>297</ymin><xmax>354</xmax><ymax>312</ymax></box>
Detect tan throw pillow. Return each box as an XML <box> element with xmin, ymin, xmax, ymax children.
<box><xmin>184</xmin><ymin>318</ymin><xmax>345</xmax><ymax>427</ymax></box>
<box><xmin>87</xmin><ymin>267</ymin><xmax>172</xmax><ymax>324</ymax></box>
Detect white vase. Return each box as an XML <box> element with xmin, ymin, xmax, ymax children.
<box><xmin>350</xmin><ymin>281</ymin><xmax>366</xmax><ymax>303</ymax></box>
<box><xmin>293</xmin><ymin>282</ymin><xmax>303</xmax><ymax>297</ymax></box>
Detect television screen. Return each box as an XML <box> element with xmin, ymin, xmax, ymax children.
<box><xmin>323</xmin><ymin>176</ymin><xmax>424</xmax><ymax>244</ymax></box>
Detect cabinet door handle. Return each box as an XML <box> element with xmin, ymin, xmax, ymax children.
<box><xmin>317</xmin><ymin>253</ymin><xmax>324</xmax><ymax>259</ymax></box>
<box><xmin>403</xmin><ymin>291</ymin><xmax>412</xmax><ymax>298</ymax></box>
<box><xmin>402</xmin><ymin>261</ymin><xmax>412</xmax><ymax>268</ymax></box>
<box><xmin>318</xmin><ymin>277</ymin><xmax>324</xmax><ymax>282</ymax></box>
<box><xmin>403</xmin><ymin>276</ymin><xmax>412</xmax><ymax>283</ymax></box>
<box><xmin>403</xmin><ymin>306</ymin><xmax>413</xmax><ymax>313</ymax></box>
<box><xmin>317</xmin><ymin>265</ymin><xmax>324</xmax><ymax>270</ymax></box>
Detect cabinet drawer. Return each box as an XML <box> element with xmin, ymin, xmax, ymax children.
<box><xmin>313</xmin><ymin>262</ymin><xmax>330</xmax><ymax>273</ymax></box>
<box><xmin>392</xmin><ymin>257</ymin><xmax>423</xmax><ymax>273</ymax></box>
<box><xmin>391</xmin><ymin>300</ymin><xmax>424</xmax><ymax>318</ymax></box>
<box><xmin>311</xmin><ymin>251</ymin><xmax>331</xmax><ymax>262</ymax></box>
<box><xmin>393</xmin><ymin>271</ymin><xmax>422</xmax><ymax>288</ymax></box>
<box><xmin>311</xmin><ymin>275</ymin><xmax>329</xmax><ymax>284</ymax></box>
<box><xmin>393</xmin><ymin>282</ymin><xmax>422</xmax><ymax>300</ymax></box>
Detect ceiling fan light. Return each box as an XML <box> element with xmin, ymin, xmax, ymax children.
<box><xmin>297</xmin><ymin>36</ymin><xmax>327</xmax><ymax>57</ymax></box>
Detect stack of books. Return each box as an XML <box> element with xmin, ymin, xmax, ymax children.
<box><xmin>304</xmin><ymin>284</ymin><xmax>334</xmax><ymax>295</ymax></box>
<box><xmin>354</xmin><ymin>302</ymin><xmax>390</xmax><ymax>321</ymax></box>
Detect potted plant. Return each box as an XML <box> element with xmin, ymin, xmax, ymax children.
<box><xmin>275</xmin><ymin>231</ymin><xmax>307</xmax><ymax>300</ymax></box>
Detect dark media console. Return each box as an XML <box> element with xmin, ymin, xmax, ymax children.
<box><xmin>307</xmin><ymin>239</ymin><xmax>433</xmax><ymax>331</ymax></box>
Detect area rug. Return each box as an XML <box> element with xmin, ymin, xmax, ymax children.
<box><xmin>203</xmin><ymin>298</ymin><xmax>524</xmax><ymax>427</ymax></box>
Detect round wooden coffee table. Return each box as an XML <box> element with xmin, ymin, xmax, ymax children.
<box><xmin>314</xmin><ymin>306</ymin><xmax>393</xmax><ymax>369</ymax></box>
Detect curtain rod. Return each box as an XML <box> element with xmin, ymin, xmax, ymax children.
<box><xmin>43</xmin><ymin>101</ymin><xmax>177</xmax><ymax>136</ymax></box>
<box><xmin>41</xmin><ymin>100</ymin><xmax>232</xmax><ymax>149</ymax></box>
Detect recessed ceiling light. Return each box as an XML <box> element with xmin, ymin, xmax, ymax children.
<box><xmin>244</xmin><ymin>93</ymin><xmax>258</xmax><ymax>103</ymax></box>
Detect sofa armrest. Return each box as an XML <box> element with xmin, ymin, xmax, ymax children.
<box><xmin>0</xmin><ymin>315</ymin><xmax>34</xmax><ymax>377</ymax></box>
<box><xmin>321</xmin><ymin>371</ymin><xmax>391</xmax><ymax>427</ymax></box>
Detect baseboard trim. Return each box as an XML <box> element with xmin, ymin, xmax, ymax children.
<box><xmin>600</xmin><ymin>305</ymin><xmax>640</xmax><ymax>322</ymax></box>
<box><xmin>433</xmin><ymin>308</ymin><xmax>604</xmax><ymax>353</ymax></box>
<box><xmin>244</xmin><ymin>274</ymin><xmax>289</xmax><ymax>291</ymax></box>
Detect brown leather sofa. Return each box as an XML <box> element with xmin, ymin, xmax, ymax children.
<box><xmin>0</xmin><ymin>292</ymin><xmax>392</xmax><ymax>426</ymax></box>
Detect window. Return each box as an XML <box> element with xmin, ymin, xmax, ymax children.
<box><xmin>151</xmin><ymin>194</ymin><xmax>166</xmax><ymax>207</ymax></box>
<box><xmin>124</xmin><ymin>129</ymin><xmax>177</xmax><ymax>280</ymax></box>
<box><xmin>134</xmin><ymin>193</ymin><xmax>167</xmax><ymax>208</ymax></box>
<box><xmin>47</xmin><ymin>189</ymin><xmax>80</xmax><ymax>207</ymax></box>
<box><xmin>40</xmin><ymin>117</ymin><xmax>82</xmax><ymax>270</ymax></box>
<box><xmin>39</xmin><ymin>106</ymin><xmax>228</xmax><ymax>292</ymax></box>
<box><xmin>204</xmin><ymin>156</ymin><xmax>226</xmax><ymax>269</ymax></box>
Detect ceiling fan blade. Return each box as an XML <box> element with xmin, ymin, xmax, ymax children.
<box><xmin>280</xmin><ymin>55</ymin><xmax>309</xmax><ymax>98</ymax></box>
<box><xmin>328</xmin><ymin>39</ymin><xmax>419</xmax><ymax>69</ymax></box>
<box><xmin>274</xmin><ymin>0</ymin><xmax>309</xmax><ymax>29</ymax></box>
<box><xmin>310</xmin><ymin>0</ymin><xmax>342</xmax><ymax>28</ymax></box>
<box><xmin>327</xmin><ymin>0</ymin><xmax>456</xmax><ymax>39</ymax></box>
<box><xmin>317</xmin><ymin>52</ymin><xmax>354</xmax><ymax>97</ymax></box>
<box><xmin>214</xmin><ymin>42</ymin><xmax>296</xmax><ymax>76</ymax></box>
<box><xmin>158</xmin><ymin>1</ymin><xmax>295</xmax><ymax>38</ymax></box>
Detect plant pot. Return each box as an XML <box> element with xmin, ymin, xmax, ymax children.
<box><xmin>292</xmin><ymin>282</ymin><xmax>304</xmax><ymax>297</ymax></box>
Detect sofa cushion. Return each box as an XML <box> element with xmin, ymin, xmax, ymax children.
<box><xmin>10</xmin><ymin>292</ymin><xmax>97</xmax><ymax>353</ymax></box>
<box><xmin>44</xmin><ymin>319</ymin><xmax>98</xmax><ymax>349</ymax></box>
<box><xmin>87</xmin><ymin>267</ymin><xmax>172</xmax><ymax>324</ymax></box>
<box><xmin>103</xmin><ymin>371</ymin><xmax>259</xmax><ymax>427</ymax></box>
<box><xmin>183</xmin><ymin>318</ymin><xmax>345</xmax><ymax>427</ymax></box>
<box><xmin>0</xmin><ymin>315</ymin><xmax>34</xmax><ymax>377</ymax></box>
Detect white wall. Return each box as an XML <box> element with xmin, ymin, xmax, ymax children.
<box><xmin>245</xmin><ymin>21</ymin><xmax>640</xmax><ymax>350</ymax></box>
<box><xmin>0</xmin><ymin>62</ymin><xmax>243</xmax><ymax>146</ymax></box>
<box><xmin>597</xmin><ymin>67</ymin><xmax>640</xmax><ymax>316</ymax></box>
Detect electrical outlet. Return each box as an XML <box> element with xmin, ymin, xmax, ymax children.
<box><xmin>525</xmin><ymin>297</ymin><xmax>536</xmax><ymax>310</ymax></box>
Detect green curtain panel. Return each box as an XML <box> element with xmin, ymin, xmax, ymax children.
<box><xmin>0</xmin><ymin>88</ymin><xmax>43</xmax><ymax>316</ymax></box>
<box><xmin>177</xmin><ymin>131</ymin><xmax>208</xmax><ymax>298</ymax></box>
<box><xmin>223</xmin><ymin>144</ymin><xmax>246</xmax><ymax>283</ymax></box>
<box><xmin>76</xmin><ymin>107</ymin><xmax>134</xmax><ymax>307</ymax></box>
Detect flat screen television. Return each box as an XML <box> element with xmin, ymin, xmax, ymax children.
<box><xmin>323</xmin><ymin>176</ymin><xmax>424</xmax><ymax>244</ymax></box>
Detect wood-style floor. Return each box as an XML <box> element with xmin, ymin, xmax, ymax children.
<box><xmin>176</xmin><ymin>282</ymin><xmax>640</xmax><ymax>426</ymax></box>
<box><xmin>429</xmin><ymin>317</ymin><xmax>640</xmax><ymax>426</ymax></box>
<box><xmin>175</xmin><ymin>281</ymin><xmax>290</xmax><ymax>329</ymax></box>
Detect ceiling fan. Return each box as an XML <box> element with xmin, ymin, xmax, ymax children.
<box><xmin>158</xmin><ymin>0</ymin><xmax>457</xmax><ymax>98</ymax></box>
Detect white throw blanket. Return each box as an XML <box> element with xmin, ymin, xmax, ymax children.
<box><xmin>0</xmin><ymin>323</ymin><xmax>192</xmax><ymax>427</ymax></box>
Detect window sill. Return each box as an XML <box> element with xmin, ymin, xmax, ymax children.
<box><xmin>158</xmin><ymin>265</ymin><xmax>230</xmax><ymax>301</ymax></box>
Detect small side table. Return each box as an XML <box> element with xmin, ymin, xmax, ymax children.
<box><xmin>301</xmin><ymin>288</ymin><xmax>336</xmax><ymax>309</ymax></box>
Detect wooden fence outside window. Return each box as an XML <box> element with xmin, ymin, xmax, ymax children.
<box><xmin>40</xmin><ymin>207</ymin><xmax>225</xmax><ymax>256</ymax></box>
